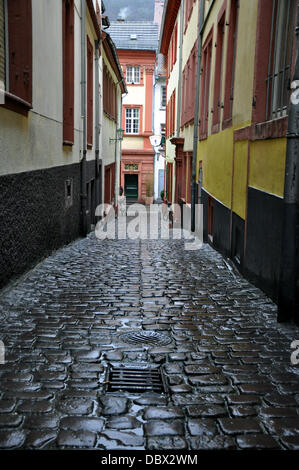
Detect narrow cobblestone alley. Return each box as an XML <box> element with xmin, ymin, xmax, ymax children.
<box><xmin>0</xmin><ymin>226</ymin><xmax>299</xmax><ymax>451</ymax></box>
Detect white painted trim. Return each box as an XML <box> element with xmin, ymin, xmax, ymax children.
<box><xmin>201</xmin><ymin>187</ymin><xmax>230</xmax><ymax>209</ymax></box>
<box><xmin>248</xmin><ymin>185</ymin><xmax>284</xmax><ymax>200</ymax></box>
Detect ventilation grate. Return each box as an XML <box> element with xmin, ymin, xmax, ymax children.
<box><xmin>107</xmin><ymin>366</ymin><xmax>166</xmax><ymax>394</ymax></box>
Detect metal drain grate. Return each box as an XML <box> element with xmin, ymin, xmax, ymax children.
<box><xmin>107</xmin><ymin>366</ymin><xmax>166</xmax><ymax>393</ymax></box>
<box><xmin>119</xmin><ymin>330</ymin><xmax>172</xmax><ymax>346</ymax></box>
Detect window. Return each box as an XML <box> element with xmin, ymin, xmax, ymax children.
<box><xmin>160</xmin><ymin>123</ymin><xmax>166</xmax><ymax>136</ymax></box>
<box><xmin>184</xmin><ymin>0</ymin><xmax>195</xmax><ymax>31</ymax></box>
<box><xmin>181</xmin><ymin>42</ymin><xmax>197</xmax><ymax>127</ymax></box>
<box><xmin>126</xmin><ymin>65</ymin><xmax>140</xmax><ymax>84</ymax></box>
<box><xmin>212</xmin><ymin>12</ymin><xmax>225</xmax><ymax>130</ymax></box>
<box><xmin>266</xmin><ymin>0</ymin><xmax>296</xmax><ymax>120</ymax></box>
<box><xmin>199</xmin><ymin>29</ymin><xmax>213</xmax><ymax>138</ymax></box>
<box><xmin>253</xmin><ymin>0</ymin><xmax>296</xmax><ymax>126</ymax></box>
<box><xmin>63</xmin><ymin>0</ymin><xmax>74</xmax><ymax>144</ymax></box>
<box><xmin>223</xmin><ymin>0</ymin><xmax>239</xmax><ymax>126</ymax></box>
<box><xmin>103</xmin><ymin>64</ymin><xmax>117</xmax><ymax>120</ymax></box>
<box><xmin>161</xmin><ymin>86</ymin><xmax>166</xmax><ymax>107</ymax></box>
<box><xmin>168</xmin><ymin>90</ymin><xmax>176</xmax><ymax>137</ymax></box>
<box><xmin>0</xmin><ymin>0</ymin><xmax>32</xmax><ymax>114</ymax></box>
<box><xmin>125</xmin><ymin>108</ymin><xmax>140</xmax><ymax>134</ymax></box>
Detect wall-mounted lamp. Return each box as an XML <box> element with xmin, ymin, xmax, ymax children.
<box><xmin>109</xmin><ymin>128</ymin><xmax>124</xmax><ymax>144</ymax></box>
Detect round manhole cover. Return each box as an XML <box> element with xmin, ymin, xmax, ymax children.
<box><xmin>119</xmin><ymin>331</ymin><xmax>172</xmax><ymax>346</ymax></box>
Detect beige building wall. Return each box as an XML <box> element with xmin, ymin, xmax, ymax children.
<box><xmin>0</xmin><ymin>0</ymin><xmax>102</xmax><ymax>177</ymax></box>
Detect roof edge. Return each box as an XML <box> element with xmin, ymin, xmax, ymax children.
<box><xmin>159</xmin><ymin>0</ymin><xmax>181</xmax><ymax>55</ymax></box>
<box><xmin>102</xmin><ymin>32</ymin><xmax>127</xmax><ymax>94</ymax></box>
<box><xmin>87</xmin><ymin>0</ymin><xmax>102</xmax><ymax>40</ymax></box>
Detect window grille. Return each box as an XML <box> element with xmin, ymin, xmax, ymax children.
<box><xmin>161</xmin><ymin>86</ymin><xmax>166</xmax><ymax>107</ymax></box>
<box><xmin>265</xmin><ymin>0</ymin><xmax>296</xmax><ymax>121</ymax></box>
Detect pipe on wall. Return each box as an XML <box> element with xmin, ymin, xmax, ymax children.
<box><xmin>95</xmin><ymin>38</ymin><xmax>102</xmax><ymax>219</ymax></box>
<box><xmin>80</xmin><ymin>0</ymin><xmax>87</xmax><ymax>235</ymax></box>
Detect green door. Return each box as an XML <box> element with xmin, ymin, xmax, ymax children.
<box><xmin>125</xmin><ymin>174</ymin><xmax>138</xmax><ymax>199</ymax></box>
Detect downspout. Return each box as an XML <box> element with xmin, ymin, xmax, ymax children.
<box><xmin>114</xmin><ymin>82</ymin><xmax>127</xmax><ymax>214</ymax></box>
<box><xmin>95</xmin><ymin>38</ymin><xmax>102</xmax><ymax>219</ymax></box>
<box><xmin>81</xmin><ymin>0</ymin><xmax>87</xmax><ymax>235</ymax></box>
<box><xmin>191</xmin><ymin>0</ymin><xmax>205</xmax><ymax>232</ymax></box>
<box><xmin>114</xmin><ymin>98</ymin><xmax>119</xmax><ymax>211</ymax></box>
<box><xmin>277</xmin><ymin>5</ymin><xmax>299</xmax><ymax>324</ymax></box>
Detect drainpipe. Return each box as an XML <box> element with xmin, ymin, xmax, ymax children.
<box><xmin>114</xmin><ymin>97</ymin><xmax>119</xmax><ymax>212</ymax></box>
<box><xmin>95</xmin><ymin>38</ymin><xmax>102</xmax><ymax>219</ymax></box>
<box><xmin>191</xmin><ymin>0</ymin><xmax>205</xmax><ymax>232</ymax></box>
<box><xmin>81</xmin><ymin>0</ymin><xmax>87</xmax><ymax>235</ymax></box>
<box><xmin>277</xmin><ymin>5</ymin><xmax>299</xmax><ymax>324</ymax></box>
<box><xmin>114</xmin><ymin>84</ymin><xmax>127</xmax><ymax>214</ymax></box>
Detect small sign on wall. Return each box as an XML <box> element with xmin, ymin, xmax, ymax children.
<box><xmin>125</xmin><ymin>164</ymin><xmax>139</xmax><ymax>171</ymax></box>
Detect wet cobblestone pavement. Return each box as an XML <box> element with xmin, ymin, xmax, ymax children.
<box><xmin>0</xmin><ymin>226</ymin><xmax>299</xmax><ymax>450</ymax></box>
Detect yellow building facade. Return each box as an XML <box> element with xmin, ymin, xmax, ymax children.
<box><xmin>160</xmin><ymin>0</ymin><xmax>298</xmax><ymax>315</ymax></box>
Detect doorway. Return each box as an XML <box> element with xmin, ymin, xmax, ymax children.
<box><xmin>125</xmin><ymin>174</ymin><xmax>138</xmax><ymax>200</ymax></box>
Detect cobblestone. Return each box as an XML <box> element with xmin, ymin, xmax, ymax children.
<box><xmin>0</xmin><ymin>226</ymin><xmax>298</xmax><ymax>449</ymax></box>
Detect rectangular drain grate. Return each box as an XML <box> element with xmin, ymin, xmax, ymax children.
<box><xmin>107</xmin><ymin>366</ymin><xmax>166</xmax><ymax>394</ymax></box>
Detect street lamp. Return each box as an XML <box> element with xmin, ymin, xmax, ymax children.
<box><xmin>109</xmin><ymin>128</ymin><xmax>124</xmax><ymax>143</ymax></box>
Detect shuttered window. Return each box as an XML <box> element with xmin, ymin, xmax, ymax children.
<box><xmin>181</xmin><ymin>42</ymin><xmax>197</xmax><ymax>127</ymax></box>
<box><xmin>212</xmin><ymin>12</ymin><xmax>225</xmax><ymax>129</ymax></box>
<box><xmin>199</xmin><ymin>29</ymin><xmax>213</xmax><ymax>139</ymax></box>
<box><xmin>7</xmin><ymin>0</ymin><xmax>32</xmax><ymax>104</ymax></box>
<box><xmin>223</xmin><ymin>0</ymin><xmax>239</xmax><ymax>126</ymax></box>
<box><xmin>63</xmin><ymin>0</ymin><xmax>74</xmax><ymax>145</ymax></box>
<box><xmin>0</xmin><ymin>0</ymin><xmax>32</xmax><ymax>113</ymax></box>
<box><xmin>103</xmin><ymin>63</ymin><xmax>117</xmax><ymax>121</ymax></box>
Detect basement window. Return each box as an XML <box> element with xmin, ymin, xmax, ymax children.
<box><xmin>65</xmin><ymin>178</ymin><xmax>73</xmax><ymax>209</ymax></box>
